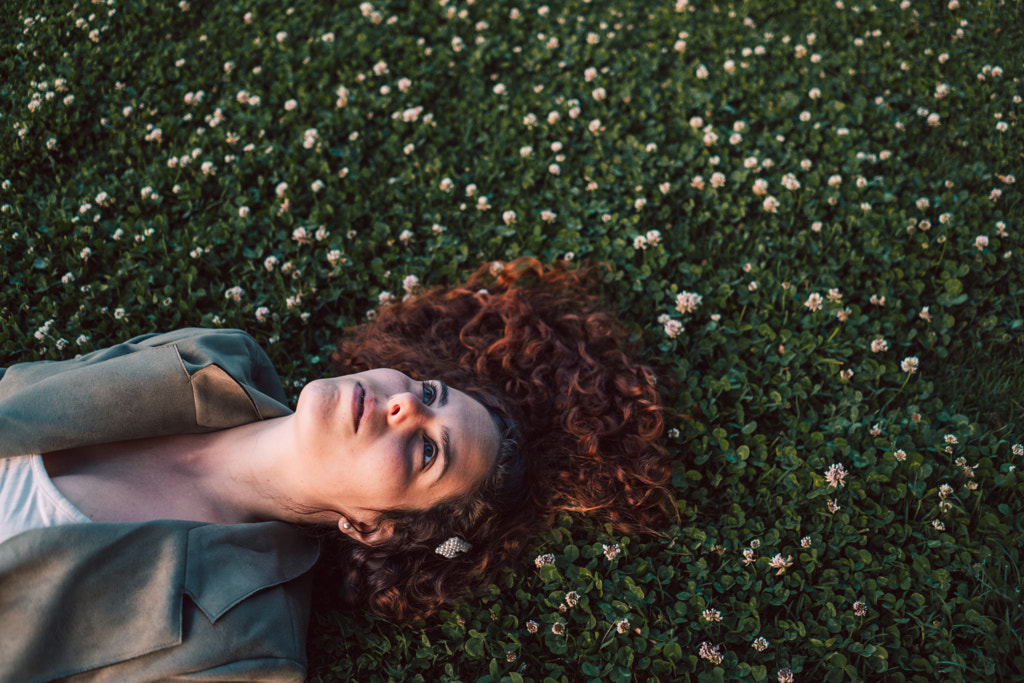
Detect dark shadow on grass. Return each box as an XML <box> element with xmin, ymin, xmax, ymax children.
<box><xmin>931</xmin><ymin>342</ymin><xmax>1024</xmax><ymax>432</ymax></box>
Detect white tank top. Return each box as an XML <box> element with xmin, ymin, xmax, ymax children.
<box><xmin>0</xmin><ymin>455</ymin><xmax>91</xmax><ymax>545</ymax></box>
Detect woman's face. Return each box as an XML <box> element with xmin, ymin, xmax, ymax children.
<box><xmin>293</xmin><ymin>369</ymin><xmax>500</xmax><ymax>524</ymax></box>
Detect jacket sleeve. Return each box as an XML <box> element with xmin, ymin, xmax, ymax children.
<box><xmin>0</xmin><ymin>328</ymin><xmax>293</xmax><ymax>458</ymax></box>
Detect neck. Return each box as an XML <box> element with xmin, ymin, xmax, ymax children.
<box><xmin>168</xmin><ymin>416</ymin><xmax>331</xmax><ymax>526</ymax></box>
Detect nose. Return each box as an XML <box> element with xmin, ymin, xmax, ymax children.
<box><xmin>385</xmin><ymin>392</ymin><xmax>428</xmax><ymax>430</ymax></box>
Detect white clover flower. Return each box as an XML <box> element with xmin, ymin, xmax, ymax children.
<box><xmin>663</xmin><ymin>319</ymin><xmax>684</xmax><ymax>338</ymax></box>
<box><xmin>534</xmin><ymin>553</ymin><xmax>555</xmax><ymax>568</ymax></box>
<box><xmin>403</xmin><ymin>274</ymin><xmax>420</xmax><ymax>293</ymax></box>
<box><xmin>702</xmin><ymin>608</ymin><xmax>722</xmax><ymax>622</ymax></box>
<box><xmin>502</xmin><ymin>210</ymin><xmax>516</xmax><ymax>225</ymax></box>
<box><xmin>828</xmin><ymin>175</ymin><xmax>843</xmax><ymax>188</ymax></box>
<box><xmin>824</xmin><ymin>463</ymin><xmax>847</xmax><ymax>488</ymax></box>
<box><xmin>275</xmin><ymin>182</ymin><xmax>288</xmax><ymax>198</ymax></box>
<box><xmin>762</xmin><ymin>196</ymin><xmax>780</xmax><ymax>213</ymax></box>
<box><xmin>975</xmin><ymin>235</ymin><xmax>989</xmax><ymax>250</ymax></box>
<box><xmin>698</xmin><ymin>642</ymin><xmax>723</xmax><ymax>665</ymax></box>
<box><xmin>675</xmin><ymin>291</ymin><xmax>703</xmax><ymax>315</ymax></box>
<box><xmin>752</xmin><ymin>178</ymin><xmax>769</xmax><ymax>196</ymax></box>
<box><xmin>800</xmin><ymin>536</ymin><xmax>812</xmax><ymax>548</ymax></box>
<box><xmin>695</xmin><ymin>64</ymin><xmax>709</xmax><ymax>79</ymax></box>
<box><xmin>752</xmin><ymin>637</ymin><xmax>769</xmax><ymax>651</ymax></box>
<box><xmin>255</xmin><ymin>306</ymin><xmax>270</xmax><ymax>322</ymax></box>
<box><xmin>870</xmin><ymin>338</ymin><xmax>889</xmax><ymax>353</ymax></box>
<box><xmin>710</xmin><ymin>172</ymin><xmax>726</xmax><ymax>188</ymax></box>
<box><xmin>224</xmin><ymin>286</ymin><xmax>245</xmax><ymax>302</ymax></box>
<box><xmin>804</xmin><ymin>292</ymin><xmax>823</xmax><ymax>311</ymax></box>
<box><xmin>901</xmin><ymin>356</ymin><xmax>919</xmax><ymax>373</ymax></box>
<box><xmin>114</xmin><ymin>308</ymin><xmax>126</xmax><ymax>319</ymax></box>
<box><xmin>768</xmin><ymin>554</ymin><xmax>793</xmax><ymax>575</ymax></box>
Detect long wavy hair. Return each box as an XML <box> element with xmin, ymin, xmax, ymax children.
<box><xmin>321</xmin><ymin>258</ymin><xmax>674</xmax><ymax>621</ymax></box>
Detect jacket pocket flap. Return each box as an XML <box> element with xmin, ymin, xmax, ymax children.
<box><xmin>183</xmin><ymin>522</ymin><xmax>319</xmax><ymax>623</ymax></box>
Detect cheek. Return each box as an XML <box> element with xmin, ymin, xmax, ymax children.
<box><xmin>365</xmin><ymin>437</ymin><xmax>413</xmax><ymax>488</ymax></box>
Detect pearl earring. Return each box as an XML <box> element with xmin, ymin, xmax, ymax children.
<box><xmin>342</xmin><ymin>522</ymin><xmax>351</xmax><ymax>530</ymax></box>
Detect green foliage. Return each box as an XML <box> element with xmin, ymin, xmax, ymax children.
<box><xmin>2</xmin><ymin>0</ymin><xmax>1023</xmax><ymax>680</ymax></box>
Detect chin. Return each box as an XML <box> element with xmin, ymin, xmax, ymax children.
<box><xmin>297</xmin><ymin>378</ymin><xmax>344</xmax><ymax>426</ymax></box>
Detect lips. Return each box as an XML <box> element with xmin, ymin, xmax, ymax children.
<box><xmin>354</xmin><ymin>382</ymin><xmax>365</xmax><ymax>433</ymax></box>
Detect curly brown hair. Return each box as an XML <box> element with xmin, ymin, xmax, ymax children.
<box><xmin>322</xmin><ymin>258</ymin><xmax>674</xmax><ymax>621</ymax></box>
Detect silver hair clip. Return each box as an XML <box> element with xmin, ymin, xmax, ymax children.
<box><xmin>434</xmin><ymin>536</ymin><xmax>472</xmax><ymax>559</ymax></box>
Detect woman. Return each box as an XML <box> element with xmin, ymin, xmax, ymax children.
<box><xmin>0</xmin><ymin>258</ymin><xmax>673</xmax><ymax>682</ymax></box>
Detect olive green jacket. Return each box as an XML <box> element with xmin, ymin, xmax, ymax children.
<box><xmin>0</xmin><ymin>329</ymin><xmax>321</xmax><ymax>683</ymax></box>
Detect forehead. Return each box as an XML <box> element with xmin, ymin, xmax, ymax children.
<box><xmin>443</xmin><ymin>385</ymin><xmax>501</xmax><ymax>494</ymax></box>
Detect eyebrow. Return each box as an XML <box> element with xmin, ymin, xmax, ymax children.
<box><xmin>439</xmin><ymin>380</ymin><xmax>450</xmax><ymax>408</ymax></box>
<box><xmin>439</xmin><ymin>426</ymin><xmax>454</xmax><ymax>484</ymax></box>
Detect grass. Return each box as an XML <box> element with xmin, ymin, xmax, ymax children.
<box><xmin>2</xmin><ymin>0</ymin><xmax>1023</xmax><ymax>680</ymax></box>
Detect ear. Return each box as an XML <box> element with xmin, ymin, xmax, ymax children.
<box><xmin>337</xmin><ymin>516</ymin><xmax>395</xmax><ymax>545</ymax></box>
